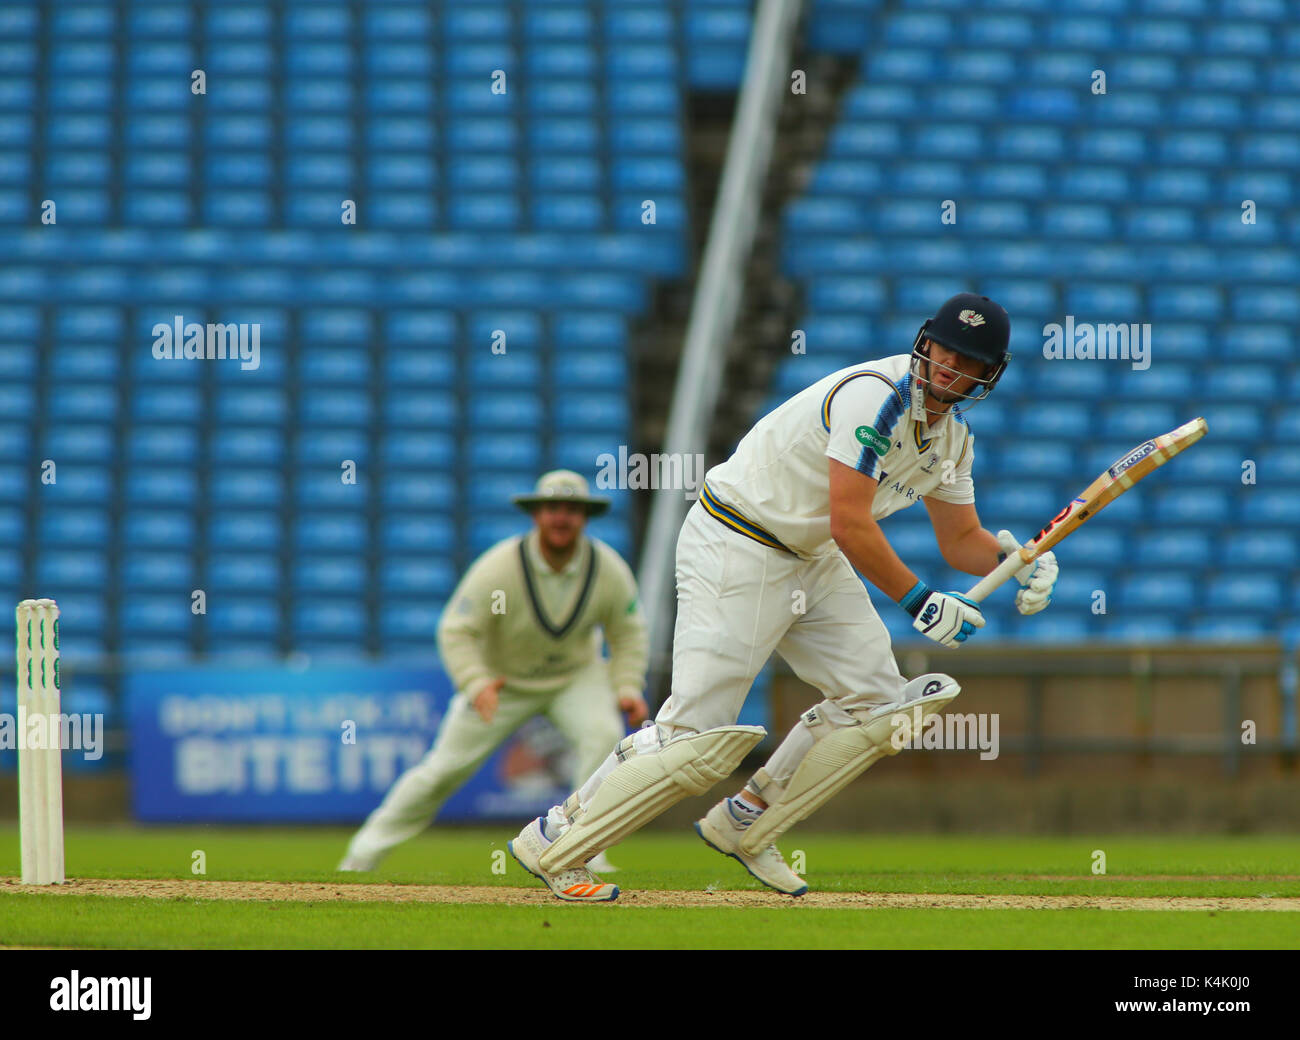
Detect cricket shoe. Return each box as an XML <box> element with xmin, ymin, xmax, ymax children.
<box><xmin>695</xmin><ymin>800</ymin><xmax>808</xmax><ymax>897</ymax></box>
<box><xmin>509</xmin><ymin>817</ymin><xmax>619</xmax><ymax>902</ymax></box>
<box><xmin>336</xmin><ymin>852</ymin><xmax>380</xmax><ymax>872</ymax></box>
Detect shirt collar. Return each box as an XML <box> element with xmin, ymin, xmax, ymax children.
<box><xmin>525</xmin><ymin>530</ymin><xmax>588</xmax><ymax>576</ymax></box>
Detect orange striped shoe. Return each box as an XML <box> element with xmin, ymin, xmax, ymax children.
<box><xmin>509</xmin><ymin>817</ymin><xmax>619</xmax><ymax>903</ymax></box>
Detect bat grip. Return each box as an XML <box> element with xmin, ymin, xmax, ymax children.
<box><xmin>964</xmin><ymin>550</ymin><xmax>1030</xmax><ymax>604</ymax></box>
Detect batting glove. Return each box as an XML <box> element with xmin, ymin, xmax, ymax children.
<box><xmin>995</xmin><ymin>530</ymin><xmax>1058</xmax><ymax>616</ymax></box>
<box><xmin>899</xmin><ymin>582</ymin><xmax>985</xmax><ymax>648</ymax></box>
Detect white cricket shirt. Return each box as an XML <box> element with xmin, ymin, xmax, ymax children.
<box><xmin>700</xmin><ymin>353</ymin><xmax>975</xmax><ymax>558</ymax></box>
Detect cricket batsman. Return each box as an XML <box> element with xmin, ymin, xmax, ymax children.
<box><xmin>509</xmin><ymin>293</ymin><xmax>1058</xmax><ymax>901</ymax></box>
<box><xmin>339</xmin><ymin>470</ymin><xmax>649</xmax><ymax>873</ymax></box>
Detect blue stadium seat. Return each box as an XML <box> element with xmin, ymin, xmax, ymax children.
<box><xmin>467</xmin><ymin>390</ymin><xmax>543</xmax><ymax>426</ymax></box>
<box><xmin>1041</xmin><ymin>204</ymin><xmax>1114</xmax><ymax>239</ymax></box>
<box><xmin>123</xmin><ymin>511</ymin><xmax>195</xmax><ymax>549</ymax></box>
<box><xmin>208</xmin><ymin>469</ymin><xmax>282</xmax><ymax>507</ymax></box>
<box><xmin>1135</xmin><ymin>530</ymin><xmax>1213</xmax><ymax>567</ymax></box>
<box><xmin>1152</xmin><ymin>489</ymin><xmax>1234</xmax><ymax>525</ymax></box>
<box><xmin>210</xmin><ymin>511</ymin><xmax>280</xmax><ymax>550</ymax></box>
<box><xmin>885</xmin><ymin>12</ymin><xmax>954</xmax><ymax>47</ymax></box>
<box><xmin>973</xmin><ymin>164</ymin><xmax>1047</xmax><ymax>198</ymax></box>
<box><xmin>386</xmin><ymin>310</ymin><xmax>459</xmax><ymax>348</ymax></box>
<box><xmin>35</xmin><ymin>550</ymin><xmax>108</xmax><ymax>589</ymax></box>
<box><xmin>994</xmin><ymin>442</ymin><xmax>1072</xmax><ymax>478</ymax></box>
<box><xmin>553</xmin><ymin>352</ymin><xmax>628</xmax><ymax>390</ymax></box>
<box><xmin>1205</xmin><ymin>576</ymin><xmax>1283</xmax><ymax>614</ymax></box>
<box><xmin>1021</xmin><ymin>615</ymin><xmax>1093</xmax><ymax>643</ymax></box>
<box><xmin>1015</xmin><ymin>403</ymin><xmax>1090</xmax><ymax>437</ymax></box>
<box><xmin>1116</xmin><ymin>574</ymin><xmax>1196</xmax><ymax>610</ymax></box>
<box><xmin>381</xmin><ymin>473</ymin><xmax>458</xmax><ymax>510</ymax></box>
<box><xmin>551</xmin><ymin>395</ymin><xmax>626</xmax><ymax>434</ymax></box>
<box><xmin>378</xmin><ymin>602</ymin><xmax>443</xmax><ymax>648</ymax></box>
<box><xmin>119</xmin><ymin>592</ymin><xmax>189</xmax><ymax>634</ymax></box>
<box><xmin>382</xmin><ymin>433</ymin><xmax>457</xmax><ymax>469</ymax></box>
<box><xmin>610</xmin><ymin>117</ymin><xmax>682</xmax><ymax>154</ymax></box>
<box><xmin>528</xmin><ymin>43</ymin><xmax>597</xmax><ymax>78</ymax></box>
<box><xmin>533</xmin><ymin>194</ymin><xmax>603</xmax><ymax>230</ymax></box>
<box><xmin>467</xmin><ymin>435</ymin><xmax>543</xmax><ymax>473</ymax></box>
<box><xmin>121</xmin><ymin>551</ymin><xmax>193</xmax><ymax>589</ymax></box>
<box><xmin>1199</xmin><ymin>404</ymin><xmax>1264</xmax><ymax>440</ymax></box>
<box><xmin>293</xmin><ymin>601</ymin><xmax>366</xmax><ymax>641</ymax></box>
<box><xmin>43</xmin><ymin>425</ymin><xmax>114</xmax><ymax>463</ymax></box>
<box><xmin>214</xmin><ymin>387</ymin><xmax>286</xmax><ymax>423</ymax></box>
<box><xmin>1210</xmin><ymin>366</ymin><xmax>1271</xmax><ymax>400</ymax></box>
<box><xmin>978</xmin><ymin>485</ymin><xmax>1059</xmax><ymax>524</ymax></box>
<box><xmin>297</xmin><ymin>429</ymin><xmax>371</xmax><ymax>466</ymax></box>
<box><xmin>1239</xmin><ymin>132</ymin><xmax>1300</xmax><ymax>165</ymax></box>
<box><xmin>530</xmin><ymin>157</ymin><xmax>600</xmax><ymax>192</ymax></box>
<box><xmin>126</xmin><ymin>469</ymin><xmax>197</xmax><ymax>506</ymax></box>
<box><xmin>39</xmin><ymin>508</ymin><xmax>109</xmax><ymax>546</ymax></box>
<box><xmin>1221</xmin><ymin>531</ymin><xmax>1297</xmax><ymax>568</ymax></box>
<box><xmin>382</xmin><ymin>515</ymin><xmax>457</xmax><ymax>554</ymax></box>
<box><xmin>295</xmin><ymin>514</ymin><xmax>367</xmax><ymax>552</ymax></box>
<box><xmin>1189</xmin><ymin>616</ymin><xmax>1271</xmax><ymax>641</ymax></box>
<box><xmin>208</xmin><ymin>554</ymin><xmax>281</xmax><ymax>593</ymax></box>
<box><xmin>1046</xmin><ymin>17</ymin><xmax>1116</xmax><ymax>49</ymax></box>
<box><xmin>1239</xmin><ymin>488</ymin><xmax>1296</xmax><ymax>525</ymax></box>
<box><xmin>299</xmin><ymin>389</ymin><xmax>370</xmax><ymax>426</ymax></box>
<box><xmin>380</xmin><ymin>558</ymin><xmax>457</xmax><ymax>597</ymax></box>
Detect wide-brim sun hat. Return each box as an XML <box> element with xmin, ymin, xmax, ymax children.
<box><xmin>511</xmin><ymin>469</ymin><xmax>610</xmax><ymax>517</ymax></box>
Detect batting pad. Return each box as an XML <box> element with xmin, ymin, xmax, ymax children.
<box><xmin>739</xmin><ymin>679</ymin><xmax>960</xmax><ymax>856</ymax></box>
<box><xmin>538</xmin><ymin>725</ymin><xmax>766</xmax><ymax>873</ymax></box>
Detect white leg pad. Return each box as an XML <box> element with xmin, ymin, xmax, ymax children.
<box><xmin>739</xmin><ymin>674</ymin><xmax>960</xmax><ymax>856</ymax></box>
<box><xmin>538</xmin><ymin>724</ymin><xmax>766</xmax><ymax>872</ymax></box>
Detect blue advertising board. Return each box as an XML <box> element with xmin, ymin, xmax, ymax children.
<box><xmin>125</xmin><ymin>665</ymin><xmax>571</xmax><ymax>823</ymax></box>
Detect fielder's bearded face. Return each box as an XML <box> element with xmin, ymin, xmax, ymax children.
<box><xmin>920</xmin><ymin>339</ymin><xmax>988</xmax><ymax>407</ymax></box>
<box><xmin>533</xmin><ymin>502</ymin><xmax>587</xmax><ymax>553</ymax></box>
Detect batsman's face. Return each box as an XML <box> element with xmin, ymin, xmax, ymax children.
<box><xmin>534</xmin><ymin>502</ymin><xmax>587</xmax><ymax>552</ymax></box>
<box><xmin>923</xmin><ymin>341</ymin><xmax>986</xmax><ymax>403</ymax></box>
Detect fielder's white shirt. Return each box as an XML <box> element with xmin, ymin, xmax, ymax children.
<box><xmin>702</xmin><ymin>353</ymin><xmax>975</xmax><ymax>558</ymax></box>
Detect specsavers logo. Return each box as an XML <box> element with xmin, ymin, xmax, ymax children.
<box><xmin>855</xmin><ymin>425</ymin><xmax>890</xmax><ymax>456</ymax></box>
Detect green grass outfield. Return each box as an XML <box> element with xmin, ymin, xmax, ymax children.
<box><xmin>1</xmin><ymin>825</ymin><xmax>1298</xmax><ymax>949</ymax></box>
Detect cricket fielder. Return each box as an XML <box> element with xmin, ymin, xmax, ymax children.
<box><xmin>510</xmin><ymin>293</ymin><xmax>1058</xmax><ymax>901</ymax></box>
<box><xmin>339</xmin><ymin>470</ymin><xmax>649</xmax><ymax>873</ymax></box>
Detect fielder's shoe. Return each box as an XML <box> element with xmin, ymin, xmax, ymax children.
<box><xmin>509</xmin><ymin>817</ymin><xmax>619</xmax><ymax>902</ymax></box>
<box><xmin>336</xmin><ymin>851</ymin><xmax>380</xmax><ymax>872</ymax></box>
<box><xmin>586</xmin><ymin>851</ymin><xmax>618</xmax><ymax>874</ymax></box>
<box><xmin>696</xmin><ymin>800</ymin><xmax>808</xmax><ymax>896</ymax></box>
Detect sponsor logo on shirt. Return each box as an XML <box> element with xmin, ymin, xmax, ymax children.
<box><xmin>855</xmin><ymin>425</ymin><xmax>890</xmax><ymax>456</ymax></box>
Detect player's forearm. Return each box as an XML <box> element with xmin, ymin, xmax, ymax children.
<box><xmin>830</xmin><ymin>512</ymin><xmax>920</xmax><ymax>602</ymax></box>
<box><xmin>942</xmin><ymin>527</ymin><xmax>1003</xmax><ymax>577</ymax></box>
<box><xmin>605</xmin><ymin>619</ymin><xmax>649</xmax><ymax>699</ymax></box>
<box><xmin>436</xmin><ymin>623</ymin><xmax>496</xmax><ymax>698</ymax></box>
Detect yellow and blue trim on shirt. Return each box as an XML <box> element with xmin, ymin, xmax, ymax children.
<box><xmin>822</xmin><ymin>369</ymin><xmax>910</xmax><ymax>479</ymax></box>
<box><xmin>700</xmin><ymin>481</ymin><xmax>795</xmax><ymax>554</ymax></box>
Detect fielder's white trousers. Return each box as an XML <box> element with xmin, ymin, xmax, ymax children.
<box><xmin>657</xmin><ymin>502</ymin><xmax>906</xmax><ymax>735</ymax></box>
<box><xmin>346</xmin><ymin>658</ymin><xmax>624</xmax><ymax>863</ymax></box>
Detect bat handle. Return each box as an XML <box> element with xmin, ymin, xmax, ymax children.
<box><xmin>964</xmin><ymin>549</ymin><xmax>1031</xmax><ymax>604</ymax></box>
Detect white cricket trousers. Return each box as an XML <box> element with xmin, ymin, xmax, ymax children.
<box><xmin>346</xmin><ymin>658</ymin><xmax>624</xmax><ymax>862</ymax></box>
<box><xmin>656</xmin><ymin>502</ymin><xmax>906</xmax><ymax>735</ymax></box>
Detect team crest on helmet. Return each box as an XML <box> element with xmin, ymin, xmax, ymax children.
<box><xmin>958</xmin><ymin>309</ymin><xmax>985</xmax><ymax>327</ymax></box>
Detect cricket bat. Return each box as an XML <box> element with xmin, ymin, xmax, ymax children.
<box><xmin>965</xmin><ymin>416</ymin><xmax>1209</xmax><ymax>603</ymax></box>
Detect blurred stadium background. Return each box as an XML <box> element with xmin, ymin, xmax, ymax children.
<box><xmin>0</xmin><ymin>0</ymin><xmax>1296</xmax><ymax>833</ymax></box>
